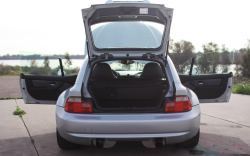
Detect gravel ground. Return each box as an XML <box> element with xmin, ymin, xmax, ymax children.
<box><xmin>0</xmin><ymin>76</ymin><xmax>21</xmax><ymax>98</ymax></box>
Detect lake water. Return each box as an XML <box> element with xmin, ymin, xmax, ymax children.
<box><xmin>0</xmin><ymin>59</ymin><xmax>237</xmax><ymax>74</ymax></box>
<box><xmin>0</xmin><ymin>59</ymin><xmax>85</xmax><ymax>69</ymax></box>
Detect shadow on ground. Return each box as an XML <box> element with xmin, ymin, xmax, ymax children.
<box><xmin>21</xmin><ymin>132</ymin><xmax>250</xmax><ymax>156</ymax></box>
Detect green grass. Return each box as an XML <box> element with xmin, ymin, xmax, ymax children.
<box><xmin>13</xmin><ymin>105</ymin><xmax>26</xmax><ymax>117</ymax></box>
<box><xmin>232</xmin><ymin>83</ymin><xmax>250</xmax><ymax>95</ymax></box>
<box><xmin>31</xmin><ymin>138</ymin><xmax>34</xmax><ymax>143</ymax></box>
<box><xmin>0</xmin><ymin>97</ymin><xmax>23</xmax><ymax>100</ymax></box>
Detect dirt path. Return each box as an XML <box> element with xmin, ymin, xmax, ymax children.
<box><xmin>0</xmin><ymin>76</ymin><xmax>21</xmax><ymax>98</ymax></box>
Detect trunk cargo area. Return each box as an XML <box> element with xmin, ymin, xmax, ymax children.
<box><xmin>87</xmin><ymin>61</ymin><xmax>169</xmax><ymax>112</ymax></box>
<box><xmin>89</xmin><ymin>79</ymin><xmax>168</xmax><ymax>109</ymax></box>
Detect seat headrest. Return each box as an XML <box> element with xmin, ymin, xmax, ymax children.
<box><xmin>92</xmin><ymin>63</ymin><xmax>116</xmax><ymax>79</ymax></box>
<box><xmin>140</xmin><ymin>63</ymin><xmax>165</xmax><ymax>79</ymax></box>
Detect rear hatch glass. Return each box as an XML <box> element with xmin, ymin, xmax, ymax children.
<box><xmin>91</xmin><ymin>21</ymin><xmax>164</xmax><ymax>49</ymax></box>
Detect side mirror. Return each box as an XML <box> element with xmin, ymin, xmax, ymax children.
<box><xmin>55</xmin><ymin>69</ymin><xmax>66</xmax><ymax>76</ymax></box>
<box><xmin>192</xmin><ymin>68</ymin><xmax>198</xmax><ymax>75</ymax></box>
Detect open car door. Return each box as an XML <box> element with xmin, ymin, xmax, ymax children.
<box><xmin>178</xmin><ymin>52</ymin><xmax>233</xmax><ymax>103</ymax></box>
<box><xmin>20</xmin><ymin>57</ymin><xmax>78</xmax><ymax>104</ymax></box>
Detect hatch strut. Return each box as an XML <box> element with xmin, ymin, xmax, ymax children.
<box><xmin>164</xmin><ymin>40</ymin><xmax>170</xmax><ymax>66</ymax></box>
<box><xmin>86</xmin><ymin>41</ymin><xmax>91</xmax><ymax>65</ymax></box>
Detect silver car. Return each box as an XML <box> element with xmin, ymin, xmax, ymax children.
<box><xmin>20</xmin><ymin>1</ymin><xmax>233</xmax><ymax>149</ymax></box>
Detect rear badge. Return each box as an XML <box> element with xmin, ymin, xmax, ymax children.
<box><xmin>140</xmin><ymin>8</ymin><xmax>148</xmax><ymax>14</ymax></box>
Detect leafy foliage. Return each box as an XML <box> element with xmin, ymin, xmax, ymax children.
<box><xmin>64</xmin><ymin>52</ymin><xmax>72</xmax><ymax>69</ymax></box>
<box><xmin>202</xmin><ymin>42</ymin><xmax>219</xmax><ymax>53</ymax></box>
<box><xmin>30</xmin><ymin>58</ymin><xmax>38</xmax><ymax>68</ymax></box>
<box><xmin>31</xmin><ymin>138</ymin><xmax>34</xmax><ymax>143</ymax></box>
<box><xmin>0</xmin><ymin>63</ymin><xmax>20</xmax><ymax>75</ymax></box>
<box><xmin>197</xmin><ymin>52</ymin><xmax>220</xmax><ymax>74</ymax></box>
<box><xmin>13</xmin><ymin>105</ymin><xmax>26</xmax><ymax>117</ymax></box>
<box><xmin>43</xmin><ymin>56</ymin><xmax>50</xmax><ymax>69</ymax></box>
<box><xmin>0</xmin><ymin>97</ymin><xmax>23</xmax><ymax>100</ymax></box>
<box><xmin>232</xmin><ymin>83</ymin><xmax>250</xmax><ymax>95</ymax></box>
<box><xmin>221</xmin><ymin>52</ymin><xmax>231</xmax><ymax>73</ymax></box>
<box><xmin>240</xmin><ymin>48</ymin><xmax>250</xmax><ymax>77</ymax></box>
<box><xmin>232</xmin><ymin>76</ymin><xmax>250</xmax><ymax>95</ymax></box>
<box><xmin>169</xmin><ymin>40</ymin><xmax>195</xmax><ymax>71</ymax></box>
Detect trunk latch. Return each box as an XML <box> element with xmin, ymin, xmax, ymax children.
<box><xmin>105</xmin><ymin>53</ymin><xmax>109</xmax><ymax>59</ymax></box>
<box><xmin>100</xmin><ymin>53</ymin><xmax>113</xmax><ymax>59</ymax></box>
<box><xmin>142</xmin><ymin>53</ymin><xmax>156</xmax><ymax>59</ymax></box>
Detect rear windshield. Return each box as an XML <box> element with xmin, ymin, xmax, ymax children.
<box><xmin>91</xmin><ymin>21</ymin><xmax>164</xmax><ymax>49</ymax></box>
<box><xmin>107</xmin><ymin>60</ymin><xmax>151</xmax><ymax>71</ymax></box>
<box><xmin>102</xmin><ymin>60</ymin><xmax>162</xmax><ymax>77</ymax></box>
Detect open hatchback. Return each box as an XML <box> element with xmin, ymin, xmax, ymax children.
<box><xmin>81</xmin><ymin>3</ymin><xmax>174</xmax><ymax>112</ymax></box>
<box><xmin>82</xmin><ymin>3</ymin><xmax>173</xmax><ymax>59</ymax></box>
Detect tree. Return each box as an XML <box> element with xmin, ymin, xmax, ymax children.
<box><xmin>234</xmin><ymin>53</ymin><xmax>241</xmax><ymax>77</ymax></box>
<box><xmin>30</xmin><ymin>58</ymin><xmax>37</xmax><ymax>68</ymax></box>
<box><xmin>168</xmin><ymin>38</ymin><xmax>174</xmax><ymax>51</ymax></box>
<box><xmin>239</xmin><ymin>48</ymin><xmax>247</xmax><ymax>54</ymax></box>
<box><xmin>221</xmin><ymin>44</ymin><xmax>228</xmax><ymax>53</ymax></box>
<box><xmin>247</xmin><ymin>39</ymin><xmax>250</xmax><ymax>49</ymax></box>
<box><xmin>43</xmin><ymin>56</ymin><xmax>50</xmax><ymax>69</ymax></box>
<box><xmin>240</xmin><ymin>48</ymin><xmax>250</xmax><ymax>77</ymax></box>
<box><xmin>221</xmin><ymin>44</ymin><xmax>231</xmax><ymax>73</ymax></box>
<box><xmin>197</xmin><ymin>52</ymin><xmax>220</xmax><ymax>74</ymax></box>
<box><xmin>29</xmin><ymin>58</ymin><xmax>41</xmax><ymax>75</ymax></box>
<box><xmin>169</xmin><ymin>40</ymin><xmax>195</xmax><ymax>72</ymax></box>
<box><xmin>196</xmin><ymin>42</ymin><xmax>221</xmax><ymax>74</ymax></box>
<box><xmin>202</xmin><ymin>42</ymin><xmax>219</xmax><ymax>53</ymax></box>
<box><xmin>64</xmin><ymin>52</ymin><xmax>72</xmax><ymax>69</ymax></box>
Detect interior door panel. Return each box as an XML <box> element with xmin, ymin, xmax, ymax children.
<box><xmin>179</xmin><ymin>74</ymin><xmax>232</xmax><ymax>99</ymax></box>
<box><xmin>21</xmin><ymin>74</ymin><xmax>77</xmax><ymax>101</ymax></box>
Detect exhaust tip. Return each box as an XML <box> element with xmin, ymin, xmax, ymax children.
<box><xmin>155</xmin><ymin>138</ymin><xmax>164</xmax><ymax>148</ymax></box>
<box><xmin>155</xmin><ymin>142</ymin><xmax>163</xmax><ymax>148</ymax></box>
<box><xmin>96</xmin><ymin>139</ymin><xmax>104</xmax><ymax>148</ymax></box>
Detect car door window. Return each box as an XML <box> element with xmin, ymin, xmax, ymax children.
<box><xmin>20</xmin><ymin>52</ymin><xmax>83</xmax><ymax>76</ymax></box>
<box><xmin>177</xmin><ymin>58</ymin><xmax>193</xmax><ymax>75</ymax></box>
<box><xmin>178</xmin><ymin>52</ymin><xmax>234</xmax><ymax>75</ymax></box>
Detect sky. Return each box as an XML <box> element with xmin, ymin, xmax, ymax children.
<box><xmin>0</xmin><ymin>0</ymin><xmax>249</xmax><ymax>56</ymax></box>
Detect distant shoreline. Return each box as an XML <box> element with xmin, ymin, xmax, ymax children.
<box><xmin>0</xmin><ymin>59</ymin><xmax>85</xmax><ymax>69</ymax></box>
<box><xmin>0</xmin><ymin>54</ymin><xmax>86</xmax><ymax>60</ymax></box>
<box><xmin>0</xmin><ymin>58</ymin><xmax>86</xmax><ymax>60</ymax></box>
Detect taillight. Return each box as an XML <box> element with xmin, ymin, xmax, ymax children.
<box><xmin>65</xmin><ymin>97</ymin><xmax>92</xmax><ymax>114</ymax></box>
<box><xmin>164</xmin><ymin>96</ymin><xmax>192</xmax><ymax>113</ymax></box>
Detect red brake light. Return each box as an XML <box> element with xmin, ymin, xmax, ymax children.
<box><xmin>165</xmin><ymin>96</ymin><xmax>192</xmax><ymax>113</ymax></box>
<box><xmin>65</xmin><ymin>97</ymin><xmax>92</xmax><ymax>114</ymax></box>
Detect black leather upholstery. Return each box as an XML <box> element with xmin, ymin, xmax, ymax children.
<box><xmin>89</xmin><ymin>62</ymin><xmax>168</xmax><ymax>109</ymax></box>
<box><xmin>89</xmin><ymin>80</ymin><xmax>168</xmax><ymax>108</ymax></box>
<box><xmin>140</xmin><ymin>63</ymin><xmax>164</xmax><ymax>79</ymax></box>
<box><xmin>92</xmin><ymin>63</ymin><xmax>117</xmax><ymax>79</ymax></box>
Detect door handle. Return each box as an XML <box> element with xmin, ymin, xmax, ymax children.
<box><xmin>49</xmin><ymin>82</ymin><xmax>56</xmax><ymax>86</ymax></box>
<box><xmin>198</xmin><ymin>81</ymin><xmax>204</xmax><ymax>85</ymax></box>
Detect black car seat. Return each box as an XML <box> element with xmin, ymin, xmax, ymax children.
<box><xmin>140</xmin><ymin>63</ymin><xmax>165</xmax><ymax>79</ymax></box>
<box><xmin>91</xmin><ymin>63</ymin><xmax>117</xmax><ymax>79</ymax></box>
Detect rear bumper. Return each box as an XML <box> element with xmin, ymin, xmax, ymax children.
<box><xmin>56</xmin><ymin>105</ymin><xmax>200</xmax><ymax>145</ymax></box>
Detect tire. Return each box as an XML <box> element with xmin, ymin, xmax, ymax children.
<box><xmin>176</xmin><ymin>130</ymin><xmax>200</xmax><ymax>148</ymax></box>
<box><xmin>57</xmin><ymin>130</ymin><xmax>80</xmax><ymax>150</ymax></box>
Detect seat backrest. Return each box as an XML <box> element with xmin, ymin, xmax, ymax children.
<box><xmin>91</xmin><ymin>63</ymin><xmax>116</xmax><ymax>79</ymax></box>
<box><xmin>140</xmin><ymin>63</ymin><xmax>165</xmax><ymax>79</ymax></box>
